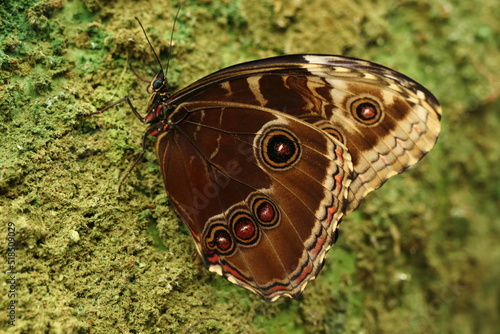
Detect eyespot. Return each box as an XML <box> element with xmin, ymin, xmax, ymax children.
<box><xmin>205</xmin><ymin>224</ymin><xmax>235</xmax><ymax>255</ymax></box>
<box><xmin>252</xmin><ymin>197</ymin><xmax>279</xmax><ymax>228</ymax></box>
<box><xmin>322</xmin><ymin>127</ymin><xmax>345</xmax><ymax>144</ymax></box>
<box><xmin>350</xmin><ymin>98</ymin><xmax>383</xmax><ymax>125</ymax></box>
<box><xmin>230</xmin><ymin>212</ymin><xmax>259</xmax><ymax>246</ymax></box>
<box><xmin>259</xmin><ymin>128</ymin><xmax>301</xmax><ymax>170</ymax></box>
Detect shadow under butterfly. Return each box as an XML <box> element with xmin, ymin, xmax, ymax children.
<box><xmin>83</xmin><ymin>24</ymin><xmax>441</xmax><ymax>302</ymax></box>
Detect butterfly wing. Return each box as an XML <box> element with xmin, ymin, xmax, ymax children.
<box><xmin>157</xmin><ymin>54</ymin><xmax>441</xmax><ymax>300</ymax></box>
<box><xmin>169</xmin><ymin>54</ymin><xmax>442</xmax><ymax>213</ymax></box>
<box><xmin>156</xmin><ymin>102</ymin><xmax>352</xmax><ymax>301</ymax></box>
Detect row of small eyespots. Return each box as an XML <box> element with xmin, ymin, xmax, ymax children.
<box><xmin>205</xmin><ymin>198</ymin><xmax>279</xmax><ymax>254</ymax></box>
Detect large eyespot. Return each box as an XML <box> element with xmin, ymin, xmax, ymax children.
<box><xmin>230</xmin><ymin>212</ymin><xmax>259</xmax><ymax>246</ymax></box>
<box><xmin>205</xmin><ymin>224</ymin><xmax>235</xmax><ymax>255</ymax></box>
<box><xmin>260</xmin><ymin>128</ymin><xmax>301</xmax><ymax>170</ymax></box>
<box><xmin>350</xmin><ymin>97</ymin><xmax>383</xmax><ymax>125</ymax></box>
<box><xmin>252</xmin><ymin>197</ymin><xmax>279</xmax><ymax>228</ymax></box>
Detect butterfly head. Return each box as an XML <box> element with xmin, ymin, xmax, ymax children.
<box><xmin>143</xmin><ymin>70</ymin><xmax>172</xmax><ymax>127</ymax></box>
<box><xmin>148</xmin><ymin>70</ymin><xmax>167</xmax><ymax>94</ymax></box>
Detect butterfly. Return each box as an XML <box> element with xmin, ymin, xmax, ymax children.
<box><xmin>91</xmin><ymin>53</ymin><xmax>441</xmax><ymax>302</ymax></box>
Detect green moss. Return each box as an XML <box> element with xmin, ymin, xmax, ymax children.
<box><xmin>1</xmin><ymin>0</ymin><xmax>499</xmax><ymax>333</ymax></box>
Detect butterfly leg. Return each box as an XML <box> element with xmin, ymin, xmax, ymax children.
<box><xmin>77</xmin><ymin>96</ymin><xmax>146</xmax><ymax>123</ymax></box>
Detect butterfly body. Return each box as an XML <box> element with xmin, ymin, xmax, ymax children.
<box><xmin>139</xmin><ymin>54</ymin><xmax>441</xmax><ymax>301</ymax></box>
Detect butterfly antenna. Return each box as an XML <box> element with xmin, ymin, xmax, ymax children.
<box><xmin>135</xmin><ymin>17</ymin><xmax>164</xmax><ymax>73</ymax></box>
<box><xmin>165</xmin><ymin>4</ymin><xmax>183</xmax><ymax>78</ymax></box>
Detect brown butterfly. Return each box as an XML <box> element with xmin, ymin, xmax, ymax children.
<box><xmin>88</xmin><ymin>48</ymin><xmax>441</xmax><ymax>301</ymax></box>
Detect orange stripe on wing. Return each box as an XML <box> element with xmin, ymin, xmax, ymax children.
<box><xmin>294</xmin><ymin>264</ymin><xmax>313</xmax><ymax>285</ymax></box>
<box><xmin>223</xmin><ymin>264</ymin><xmax>249</xmax><ymax>283</ymax></box>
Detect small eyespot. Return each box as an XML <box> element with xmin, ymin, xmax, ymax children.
<box><xmin>252</xmin><ymin>197</ymin><xmax>279</xmax><ymax>227</ymax></box>
<box><xmin>350</xmin><ymin>98</ymin><xmax>383</xmax><ymax>125</ymax></box>
<box><xmin>322</xmin><ymin>127</ymin><xmax>345</xmax><ymax>144</ymax></box>
<box><xmin>231</xmin><ymin>212</ymin><xmax>259</xmax><ymax>245</ymax></box>
<box><xmin>205</xmin><ymin>225</ymin><xmax>234</xmax><ymax>255</ymax></box>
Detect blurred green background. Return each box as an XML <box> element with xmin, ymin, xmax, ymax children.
<box><xmin>1</xmin><ymin>0</ymin><xmax>499</xmax><ymax>333</ymax></box>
